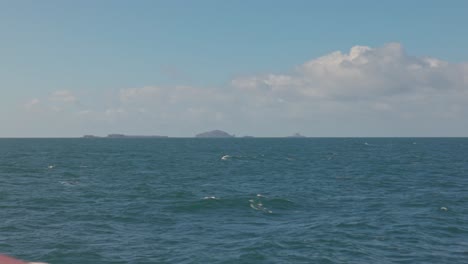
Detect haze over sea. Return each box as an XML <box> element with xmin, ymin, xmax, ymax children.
<box><xmin>1</xmin><ymin>138</ymin><xmax>467</xmax><ymax>263</ymax></box>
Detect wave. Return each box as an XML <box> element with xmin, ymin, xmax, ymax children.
<box><xmin>220</xmin><ymin>154</ymin><xmax>266</xmax><ymax>161</ymax></box>
<box><xmin>167</xmin><ymin>194</ymin><xmax>297</xmax><ymax>215</ymax></box>
<box><xmin>220</xmin><ymin>154</ymin><xmax>250</xmax><ymax>161</ymax></box>
<box><xmin>59</xmin><ymin>180</ymin><xmax>79</xmax><ymax>187</ymax></box>
<box><xmin>249</xmin><ymin>199</ymin><xmax>272</xmax><ymax>214</ymax></box>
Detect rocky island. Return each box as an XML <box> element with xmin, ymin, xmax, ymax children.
<box><xmin>287</xmin><ymin>133</ymin><xmax>307</xmax><ymax>138</ymax></box>
<box><xmin>195</xmin><ymin>130</ymin><xmax>234</xmax><ymax>138</ymax></box>
<box><xmin>106</xmin><ymin>134</ymin><xmax>168</xmax><ymax>138</ymax></box>
<box><xmin>83</xmin><ymin>134</ymin><xmax>168</xmax><ymax>138</ymax></box>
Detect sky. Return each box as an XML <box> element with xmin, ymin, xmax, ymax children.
<box><xmin>1</xmin><ymin>0</ymin><xmax>468</xmax><ymax>137</ymax></box>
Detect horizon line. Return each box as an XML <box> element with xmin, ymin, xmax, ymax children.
<box><xmin>1</xmin><ymin>136</ymin><xmax>468</xmax><ymax>139</ymax></box>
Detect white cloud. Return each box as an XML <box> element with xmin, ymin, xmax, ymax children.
<box><xmin>15</xmin><ymin>43</ymin><xmax>468</xmax><ymax>136</ymax></box>
<box><xmin>232</xmin><ymin>43</ymin><xmax>468</xmax><ymax>102</ymax></box>
<box><xmin>230</xmin><ymin>43</ymin><xmax>468</xmax><ymax>128</ymax></box>
<box><xmin>105</xmin><ymin>43</ymin><xmax>468</xmax><ymax>136</ymax></box>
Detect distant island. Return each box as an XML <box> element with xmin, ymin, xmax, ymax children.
<box><xmin>82</xmin><ymin>131</ymin><xmax>307</xmax><ymax>138</ymax></box>
<box><xmin>83</xmin><ymin>134</ymin><xmax>168</xmax><ymax>138</ymax></box>
<box><xmin>287</xmin><ymin>133</ymin><xmax>307</xmax><ymax>138</ymax></box>
<box><xmin>195</xmin><ymin>130</ymin><xmax>234</xmax><ymax>138</ymax></box>
<box><xmin>107</xmin><ymin>134</ymin><xmax>168</xmax><ymax>138</ymax></box>
<box><xmin>83</xmin><ymin>135</ymin><xmax>100</xmax><ymax>138</ymax></box>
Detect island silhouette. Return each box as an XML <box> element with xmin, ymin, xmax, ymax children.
<box><xmin>83</xmin><ymin>131</ymin><xmax>307</xmax><ymax>138</ymax></box>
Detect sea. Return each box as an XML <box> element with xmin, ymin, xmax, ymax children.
<box><xmin>0</xmin><ymin>138</ymin><xmax>467</xmax><ymax>264</ymax></box>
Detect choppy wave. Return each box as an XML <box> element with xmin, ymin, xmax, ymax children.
<box><xmin>220</xmin><ymin>154</ymin><xmax>262</xmax><ymax>161</ymax></box>
<box><xmin>1</xmin><ymin>138</ymin><xmax>467</xmax><ymax>263</ymax></box>
<box><xmin>167</xmin><ymin>194</ymin><xmax>297</xmax><ymax>215</ymax></box>
<box><xmin>59</xmin><ymin>180</ymin><xmax>80</xmax><ymax>186</ymax></box>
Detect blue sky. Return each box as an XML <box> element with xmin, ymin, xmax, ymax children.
<box><xmin>1</xmin><ymin>0</ymin><xmax>468</xmax><ymax>137</ymax></box>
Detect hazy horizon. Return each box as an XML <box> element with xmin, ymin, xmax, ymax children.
<box><xmin>1</xmin><ymin>1</ymin><xmax>468</xmax><ymax>137</ymax></box>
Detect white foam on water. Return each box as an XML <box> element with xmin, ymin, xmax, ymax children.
<box><xmin>440</xmin><ymin>207</ymin><xmax>448</xmax><ymax>211</ymax></box>
<box><xmin>221</xmin><ymin>155</ymin><xmax>231</xmax><ymax>160</ymax></box>
<box><xmin>48</xmin><ymin>165</ymin><xmax>55</xmax><ymax>169</ymax></box>
<box><xmin>59</xmin><ymin>181</ymin><xmax>79</xmax><ymax>186</ymax></box>
<box><xmin>203</xmin><ymin>196</ymin><xmax>218</xmax><ymax>200</ymax></box>
<box><xmin>249</xmin><ymin>198</ymin><xmax>272</xmax><ymax>213</ymax></box>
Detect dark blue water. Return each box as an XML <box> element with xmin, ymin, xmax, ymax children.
<box><xmin>1</xmin><ymin>138</ymin><xmax>467</xmax><ymax>263</ymax></box>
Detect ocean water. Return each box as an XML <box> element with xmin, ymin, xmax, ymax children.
<box><xmin>0</xmin><ymin>138</ymin><xmax>467</xmax><ymax>264</ymax></box>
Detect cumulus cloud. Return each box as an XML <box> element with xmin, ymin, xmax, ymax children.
<box><xmin>232</xmin><ymin>43</ymin><xmax>467</xmax><ymax>102</ymax></box>
<box><xmin>17</xmin><ymin>43</ymin><xmax>468</xmax><ymax>136</ymax></box>
<box><xmin>106</xmin><ymin>43</ymin><xmax>468</xmax><ymax>135</ymax></box>
<box><xmin>229</xmin><ymin>43</ymin><xmax>468</xmax><ymax>133</ymax></box>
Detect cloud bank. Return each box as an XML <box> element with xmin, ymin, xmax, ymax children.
<box><xmin>233</xmin><ymin>43</ymin><xmax>466</xmax><ymax>106</ymax></box>
<box><xmin>228</xmin><ymin>43</ymin><xmax>468</xmax><ymax>135</ymax></box>
<box><xmin>20</xmin><ymin>43</ymin><xmax>468</xmax><ymax>136</ymax></box>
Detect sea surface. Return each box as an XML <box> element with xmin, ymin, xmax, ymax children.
<box><xmin>0</xmin><ymin>138</ymin><xmax>467</xmax><ymax>264</ymax></box>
